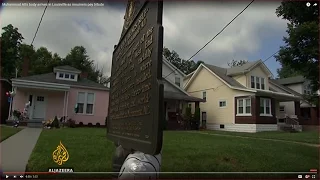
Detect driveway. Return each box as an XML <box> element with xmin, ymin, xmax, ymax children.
<box><xmin>0</xmin><ymin>128</ymin><xmax>42</xmax><ymax>174</ymax></box>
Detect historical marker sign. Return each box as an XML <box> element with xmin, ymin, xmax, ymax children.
<box><xmin>107</xmin><ymin>0</ymin><xmax>164</xmax><ymax>155</ymax></box>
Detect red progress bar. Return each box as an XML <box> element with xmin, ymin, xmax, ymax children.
<box><xmin>310</xmin><ymin>169</ymin><xmax>318</xmax><ymax>172</ymax></box>
<box><xmin>4</xmin><ymin>172</ymin><xmax>58</xmax><ymax>174</ymax></box>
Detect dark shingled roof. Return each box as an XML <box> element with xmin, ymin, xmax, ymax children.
<box><xmin>226</xmin><ymin>60</ymin><xmax>260</xmax><ymax>76</ymax></box>
<box><xmin>204</xmin><ymin>63</ymin><xmax>246</xmax><ymax>89</ymax></box>
<box><xmin>269</xmin><ymin>79</ymin><xmax>302</xmax><ymax>97</ymax></box>
<box><xmin>274</xmin><ymin>75</ymin><xmax>305</xmax><ymax>85</ymax></box>
<box><xmin>164</xmin><ymin>91</ymin><xmax>205</xmax><ymax>102</ymax></box>
<box><xmin>54</xmin><ymin>65</ymin><xmax>81</xmax><ymax>72</ymax></box>
<box><xmin>13</xmin><ymin>73</ymin><xmax>109</xmax><ymax>90</ymax></box>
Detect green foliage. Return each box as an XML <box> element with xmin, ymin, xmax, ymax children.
<box><xmin>276</xmin><ymin>64</ymin><xmax>301</xmax><ymax>78</ymax></box>
<box><xmin>52</xmin><ymin>116</ymin><xmax>60</xmax><ymax>128</ymax></box>
<box><xmin>163</xmin><ymin>47</ymin><xmax>203</xmax><ymax>74</ymax></box>
<box><xmin>194</xmin><ymin>108</ymin><xmax>200</xmax><ymax>122</ymax></box>
<box><xmin>67</xmin><ymin>119</ymin><xmax>76</xmax><ymax>128</ymax></box>
<box><xmin>275</xmin><ymin>1</ymin><xmax>318</xmax><ymax>93</ymax></box>
<box><xmin>227</xmin><ymin>59</ymin><xmax>248</xmax><ymax>67</ymax></box>
<box><xmin>1</xmin><ymin>24</ymin><xmax>108</xmax><ymax>84</ymax></box>
<box><xmin>1</xmin><ymin>24</ymin><xmax>24</xmax><ymax>79</ymax></box>
<box><xmin>184</xmin><ymin>106</ymin><xmax>192</xmax><ymax>121</ymax></box>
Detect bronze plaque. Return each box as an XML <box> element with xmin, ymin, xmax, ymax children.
<box><xmin>107</xmin><ymin>0</ymin><xmax>164</xmax><ymax>155</ymax></box>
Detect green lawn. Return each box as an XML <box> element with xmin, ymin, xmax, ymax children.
<box><xmin>27</xmin><ymin>128</ymin><xmax>319</xmax><ymax>178</ymax></box>
<box><xmin>203</xmin><ymin>130</ymin><xmax>319</xmax><ymax>144</ymax></box>
<box><xmin>0</xmin><ymin>126</ymin><xmax>22</xmax><ymax>142</ymax></box>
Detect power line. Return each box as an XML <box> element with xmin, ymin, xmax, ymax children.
<box><xmin>31</xmin><ymin>0</ymin><xmax>50</xmax><ymax>46</ymax></box>
<box><xmin>186</xmin><ymin>50</ymin><xmax>280</xmax><ymax>94</ymax></box>
<box><xmin>163</xmin><ymin>0</ymin><xmax>255</xmax><ymax>79</ymax></box>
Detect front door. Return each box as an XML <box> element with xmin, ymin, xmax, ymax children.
<box><xmin>202</xmin><ymin>112</ymin><xmax>207</xmax><ymax>128</ymax></box>
<box><xmin>33</xmin><ymin>95</ymin><xmax>46</xmax><ymax>119</ymax></box>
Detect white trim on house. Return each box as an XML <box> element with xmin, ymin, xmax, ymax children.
<box><xmin>184</xmin><ymin>64</ymin><xmax>257</xmax><ymax>93</ymax></box>
<box><xmin>76</xmin><ymin>91</ymin><xmax>95</xmax><ymax>115</ymax></box>
<box><xmin>236</xmin><ymin>97</ymin><xmax>252</xmax><ymax>116</ymax></box>
<box><xmin>260</xmin><ymin>98</ymin><xmax>272</xmax><ymax>116</ymax></box>
<box><xmin>218</xmin><ymin>99</ymin><xmax>227</xmax><ymax>108</ymax></box>
<box><xmin>53</xmin><ymin>68</ymin><xmax>81</xmax><ymax>74</ymax></box>
<box><xmin>206</xmin><ymin>123</ymin><xmax>278</xmax><ymax>133</ymax></box>
<box><xmin>163</xmin><ymin>57</ymin><xmax>186</xmax><ymax>77</ymax></box>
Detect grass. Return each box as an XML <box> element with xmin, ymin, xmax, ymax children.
<box><xmin>203</xmin><ymin>130</ymin><xmax>319</xmax><ymax>144</ymax></box>
<box><xmin>26</xmin><ymin>128</ymin><xmax>319</xmax><ymax>178</ymax></box>
<box><xmin>0</xmin><ymin>126</ymin><xmax>22</xmax><ymax>142</ymax></box>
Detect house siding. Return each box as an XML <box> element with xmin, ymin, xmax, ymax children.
<box><xmin>247</xmin><ymin>65</ymin><xmax>270</xmax><ymax>90</ymax></box>
<box><xmin>233</xmin><ymin>74</ymin><xmax>247</xmax><ymax>87</ymax></box>
<box><xmin>235</xmin><ymin>96</ymin><xmax>277</xmax><ymax>124</ymax></box>
<box><xmin>67</xmin><ymin>87</ymin><xmax>109</xmax><ymax>125</ymax></box>
<box><xmin>162</xmin><ymin>61</ymin><xmax>184</xmax><ymax>87</ymax></box>
<box><xmin>185</xmin><ymin>66</ymin><xmax>254</xmax><ymax>125</ymax></box>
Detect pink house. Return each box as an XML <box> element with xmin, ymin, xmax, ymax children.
<box><xmin>11</xmin><ymin>65</ymin><xmax>109</xmax><ymax>127</ymax></box>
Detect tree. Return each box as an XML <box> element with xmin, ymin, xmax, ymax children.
<box><xmin>163</xmin><ymin>47</ymin><xmax>203</xmax><ymax>74</ymax></box>
<box><xmin>1</xmin><ymin>24</ymin><xmax>24</xmax><ymax>79</ymax></box>
<box><xmin>227</xmin><ymin>59</ymin><xmax>248</xmax><ymax>67</ymax></box>
<box><xmin>275</xmin><ymin>1</ymin><xmax>318</xmax><ymax>93</ymax></box>
<box><xmin>276</xmin><ymin>63</ymin><xmax>300</xmax><ymax>78</ymax></box>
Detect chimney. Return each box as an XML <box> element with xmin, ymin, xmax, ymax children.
<box><xmin>80</xmin><ymin>72</ymin><xmax>88</xmax><ymax>79</ymax></box>
<box><xmin>22</xmin><ymin>57</ymin><xmax>30</xmax><ymax>77</ymax></box>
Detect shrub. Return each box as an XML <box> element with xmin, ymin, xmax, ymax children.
<box><xmin>67</xmin><ymin>119</ymin><xmax>76</xmax><ymax>128</ymax></box>
<box><xmin>52</xmin><ymin>116</ymin><xmax>60</xmax><ymax>128</ymax></box>
<box><xmin>88</xmin><ymin>123</ymin><xmax>93</xmax><ymax>127</ymax></box>
<box><xmin>78</xmin><ymin>122</ymin><xmax>84</xmax><ymax>127</ymax></box>
<box><xmin>96</xmin><ymin>123</ymin><xmax>101</xmax><ymax>127</ymax></box>
<box><xmin>12</xmin><ymin>110</ymin><xmax>22</xmax><ymax>120</ymax></box>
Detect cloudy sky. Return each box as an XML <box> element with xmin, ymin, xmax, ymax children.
<box><xmin>1</xmin><ymin>0</ymin><xmax>289</xmax><ymax>77</ymax></box>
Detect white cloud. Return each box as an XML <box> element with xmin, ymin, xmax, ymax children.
<box><xmin>1</xmin><ymin>1</ymin><xmax>288</xmax><ymax>76</ymax></box>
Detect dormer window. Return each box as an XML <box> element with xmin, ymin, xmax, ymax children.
<box><xmin>251</xmin><ymin>76</ymin><xmax>265</xmax><ymax>90</ymax></box>
<box><xmin>57</xmin><ymin>72</ymin><xmax>77</xmax><ymax>81</ymax></box>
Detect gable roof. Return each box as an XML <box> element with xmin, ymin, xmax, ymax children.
<box><xmin>163</xmin><ymin>78</ymin><xmax>190</xmax><ymax>96</ymax></box>
<box><xmin>12</xmin><ymin>73</ymin><xmax>109</xmax><ymax>90</ymax></box>
<box><xmin>204</xmin><ymin>63</ymin><xmax>246</xmax><ymax>89</ymax></box>
<box><xmin>269</xmin><ymin>79</ymin><xmax>302</xmax><ymax>97</ymax></box>
<box><xmin>53</xmin><ymin>65</ymin><xmax>81</xmax><ymax>73</ymax></box>
<box><xmin>226</xmin><ymin>60</ymin><xmax>273</xmax><ymax>77</ymax></box>
<box><xmin>163</xmin><ymin>56</ymin><xmax>186</xmax><ymax>77</ymax></box>
<box><xmin>184</xmin><ymin>63</ymin><xmax>256</xmax><ymax>93</ymax></box>
<box><xmin>274</xmin><ymin>75</ymin><xmax>305</xmax><ymax>85</ymax></box>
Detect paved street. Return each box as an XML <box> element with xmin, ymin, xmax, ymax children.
<box><xmin>0</xmin><ymin>128</ymin><xmax>42</xmax><ymax>173</ymax></box>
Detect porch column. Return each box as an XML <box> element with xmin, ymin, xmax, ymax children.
<box><xmin>63</xmin><ymin>91</ymin><xmax>66</xmax><ymax>118</ymax></box>
<box><xmin>294</xmin><ymin>101</ymin><xmax>301</xmax><ymax>117</ymax></box>
<box><xmin>310</xmin><ymin>107</ymin><xmax>318</xmax><ymax>125</ymax></box>
<box><xmin>66</xmin><ymin>91</ymin><xmax>69</xmax><ymax>118</ymax></box>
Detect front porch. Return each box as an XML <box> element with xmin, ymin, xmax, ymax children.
<box><xmin>164</xmin><ymin>91</ymin><xmax>205</xmax><ymax>130</ymax></box>
<box><xmin>234</xmin><ymin>90</ymin><xmax>302</xmax><ymax>132</ymax></box>
<box><xmin>10</xmin><ymin>84</ymin><xmax>70</xmax><ymax>127</ymax></box>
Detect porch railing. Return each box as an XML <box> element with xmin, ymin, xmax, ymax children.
<box><xmin>284</xmin><ymin>115</ymin><xmax>301</xmax><ymax>131</ymax></box>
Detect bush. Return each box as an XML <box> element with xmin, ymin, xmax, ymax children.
<box><xmin>67</xmin><ymin>119</ymin><xmax>76</xmax><ymax>128</ymax></box>
<box><xmin>52</xmin><ymin>116</ymin><xmax>60</xmax><ymax>128</ymax></box>
<box><xmin>78</xmin><ymin>122</ymin><xmax>84</xmax><ymax>127</ymax></box>
<box><xmin>88</xmin><ymin>123</ymin><xmax>93</xmax><ymax>127</ymax></box>
<box><xmin>96</xmin><ymin>123</ymin><xmax>100</xmax><ymax>127</ymax></box>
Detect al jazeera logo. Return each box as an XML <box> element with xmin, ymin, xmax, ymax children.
<box><xmin>48</xmin><ymin>141</ymin><xmax>74</xmax><ymax>173</ymax></box>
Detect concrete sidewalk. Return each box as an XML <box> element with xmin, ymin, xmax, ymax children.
<box><xmin>0</xmin><ymin>128</ymin><xmax>42</xmax><ymax>173</ymax></box>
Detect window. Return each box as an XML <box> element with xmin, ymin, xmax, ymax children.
<box><xmin>77</xmin><ymin>92</ymin><xmax>95</xmax><ymax>114</ymax></box>
<box><xmin>260</xmin><ymin>98</ymin><xmax>272</xmax><ymax>115</ymax></box>
<box><xmin>279</xmin><ymin>106</ymin><xmax>285</xmax><ymax>112</ymax></box>
<box><xmin>70</xmin><ymin>74</ymin><xmax>75</xmax><ymax>79</ymax></box>
<box><xmin>251</xmin><ymin>76</ymin><xmax>255</xmax><ymax>88</ymax></box>
<box><xmin>219</xmin><ymin>100</ymin><xmax>226</xmax><ymax>107</ymax></box>
<box><xmin>237</xmin><ymin>98</ymin><xmax>251</xmax><ymax>115</ymax></box>
<box><xmin>65</xmin><ymin>74</ymin><xmax>70</xmax><ymax>78</ymax></box>
<box><xmin>256</xmin><ymin>77</ymin><xmax>260</xmax><ymax>89</ymax></box>
<box><xmin>251</xmin><ymin>76</ymin><xmax>265</xmax><ymax>90</ymax></box>
<box><xmin>175</xmin><ymin>77</ymin><xmax>180</xmax><ymax>87</ymax></box>
<box><xmin>77</xmin><ymin>92</ymin><xmax>85</xmax><ymax>113</ymax></box>
<box><xmin>59</xmin><ymin>73</ymin><xmax>64</xmax><ymax>78</ymax></box>
<box><xmin>261</xmin><ymin>78</ymin><xmax>265</xmax><ymax>90</ymax></box>
<box><xmin>304</xmin><ymin>85</ymin><xmax>311</xmax><ymax>95</ymax></box>
<box><xmin>203</xmin><ymin>91</ymin><xmax>206</xmax><ymax>101</ymax></box>
<box><xmin>86</xmin><ymin>93</ymin><xmax>94</xmax><ymax>114</ymax></box>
